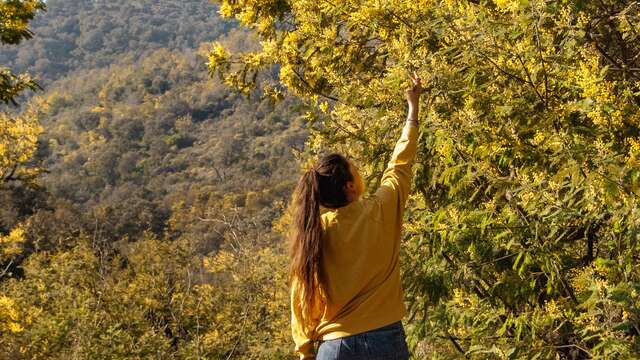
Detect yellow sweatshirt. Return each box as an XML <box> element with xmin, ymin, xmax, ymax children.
<box><xmin>290</xmin><ymin>121</ymin><xmax>419</xmax><ymax>359</ymax></box>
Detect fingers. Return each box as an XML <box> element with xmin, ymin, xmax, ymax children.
<box><xmin>407</xmin><ymin>71</ymin><xmax>423</xmax><ymax>99</ymax></box>
<box><xmin>409</xmin><ymin>71</ymin><xmax>421</xmax><ymax>87</ymax></box>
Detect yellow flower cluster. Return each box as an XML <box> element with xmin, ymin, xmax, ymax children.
<box><xmin>206</xmin><ymin>42</ymin><xmax>229</xmax><ymax>71</ymax></box>
<box><xmin>204</xmin><ymin>250</ymin><xmax>236</xmax><ymax>273</ymax></box>
<box><xmin>0</xmin><ymin>225</ymin><xmax>26</xmax><ymax>262</ymax></box>
<box><xmin>494</xmin><ymin>0</ymin><xmax>526</xmax><ymax>13</ymax></box>
<box><xmin>483</xmin><ymin>198</ymin><xmax>496</xmax><ymax>211</ymax></box>
<box><xmin>519</xmin><ymin>191</ymin><xmax>535</xmax><ymax>206</ymax></box>
<box><xmin>574</xmin><ymin>50</ymin><xmax>624</xmax><ymax>128</ymax></box>
<box><xmin>0</xmin><ymin>111</ymin><xmax>43</xmax><ymax>172</ymax></box>
<box><xmin>626</xmin><ymin>137</ymin><xmax>640</xmax><ymax>165</ymax></box>
<box><xmin>531</xmin><ymin>131</ymin><xmax>546</xmax><ymax>146</ymax></box>
<box><xmin>0</xmin><ymin>296</ymin><xmax>23</xmax><ymax>333</ymax></box>
<box><xmin>451</xmin><ymin>288</ymin><xmax>475</xmax><ymax>309</ymax></box>
<box><xmin>547</xmin><ymin>298</ymin><xmax>560</xmax><ymax>313</ymax></box>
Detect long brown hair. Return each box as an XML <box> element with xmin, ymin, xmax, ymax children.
<box><xmin>289</xmin><ymin>153</ymin><xmax>354</xmax><ymax>330</ymax></box>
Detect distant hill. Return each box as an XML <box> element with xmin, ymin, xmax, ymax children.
<box><xmin>0</xmin><ymin>0</ymin><xmax>232</xmax><ymax>86</ymax></box>
<box><xmin>34</xmin><ymin>47</ymin><xmax>306</xmax><ymax>245</ymax></box>
<box><xmin>2</xmin><ymin>0</ymin><xmax>306</xmax><ymax>249</ymax></box>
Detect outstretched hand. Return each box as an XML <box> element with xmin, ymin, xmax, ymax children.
<box><xmin>405</xmin><ymin>71</ymin><xmax>422</xmax><ymax>109</ymax></box>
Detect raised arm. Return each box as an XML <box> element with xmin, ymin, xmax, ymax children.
<box><xmin>373</xmin><ymin>73</ymin><xmax>422</xmax><ymax>223</ymax></box>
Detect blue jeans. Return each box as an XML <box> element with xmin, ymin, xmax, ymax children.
<box><xmin>316</xmin><ymin>321</ymin><xmax>410</xmax><ymax>360</ymax></box>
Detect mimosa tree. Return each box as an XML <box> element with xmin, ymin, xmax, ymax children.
<box><xmin>209</xmin><ymin>0</ymin><xmax>640</xmax><ymax>357</ymax></box>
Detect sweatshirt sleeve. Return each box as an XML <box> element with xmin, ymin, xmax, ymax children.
<box><xmin>290</xmin><ymin>281</ymin><xmax>316</xmax><ymax>359</ymax></box>
<box><xmin>373</xmin><ymin>121</ymin><xmax>419</xmax><ymax>223</ymax></box>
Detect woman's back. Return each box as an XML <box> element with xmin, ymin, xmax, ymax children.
<box><xmin>291</xmin><ymin>121</ymin><xmax>419</xmax><ymax>357</ymax></box>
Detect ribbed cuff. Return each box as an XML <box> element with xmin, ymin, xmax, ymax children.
<box><xmin>406</xmin><ymin>119</ymin><xmax>419</xmax><ymax>127</ymax></box>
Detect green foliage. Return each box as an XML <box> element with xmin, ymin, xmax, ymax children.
<box><xmin>0</xmin><ymin>0</ymin><xmax>46</xmax><ymax>341</ymax></box>
<box><xmin>212</xmin><ymin>0</ymin><xmax>640</xmax><ymax>358</ymax></box>
<box><xmin>0</xmin><ymin>0</ymin><xmax>45</xmax><ymax>45</ymax></box>
<box><xmin>0</xmin><ymin>106</ymin><xmax>42</xmax><ymax>185</ymax></box>
<box><xmin>0</xmin><ymin>0</ymin><xmax>45</xmax><ymax>168</ymax></box>
<box><xmin>0</xmin><ymin>230</ymin><xmax>293</xmax><ymax>359</ymax></box>
<box><xmin>0</xmin><ymin>0</ymin><xmax>45</xmax><ymax>104</ymax></box>
<box><xmin>0</xmin><ymin>68</ymin><xmax>40</xmax><ymax>106</ymax></box>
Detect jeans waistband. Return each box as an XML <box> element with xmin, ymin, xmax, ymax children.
<box><xmin>319</xmin><ymin>320</ymin><xmax>403</xmax><ymax>344</ymax></box>
<box><xmin>369</xmin><ymin>320</ymin><xmax>403</xmax><ymax>332</ymax></box>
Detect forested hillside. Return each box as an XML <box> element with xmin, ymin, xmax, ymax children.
<box><xmin>0</xmin><ymin>0</ymin><xmax>231</xmax><ymax>85</ymax></box>
<box><xmin>35</xmin><ymin>47</ymin><xmax>305</xmax><ymax>245</ymax></box>
<box><xmin>1</xmin><ymin>0</ymin><xmax>302</xmax><ymax>358</ymax></box>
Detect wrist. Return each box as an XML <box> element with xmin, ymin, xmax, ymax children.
<box><xmin>407</xmin><ymin>107</ymin><xmax>419</xmax><ymax>120</ymax></box>
<box><xmin>406</xmin><ymin>117</ymin><xmax>419</xmax><ymax>127</ymax></box>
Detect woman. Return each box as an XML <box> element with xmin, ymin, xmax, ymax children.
<box><xmin>289</xmin><ymin>73</ymin><xmax>422</xmax><ymax>360</ymax></box>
